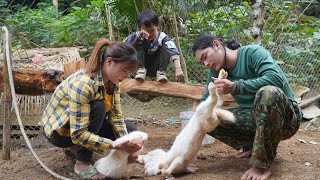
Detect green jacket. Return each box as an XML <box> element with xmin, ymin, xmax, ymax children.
<box><xmin>201</xmin><ymin>45</ymin><xmax>296</xmax><ymax>108</ymax></box>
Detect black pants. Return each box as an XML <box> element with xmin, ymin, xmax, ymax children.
<box><xmin>137</xmin><ymin>47</ymin><xmax>171</xmax><ymax>77</ymax></box>
<box><xmin>45</xmin><ymin>100</ymin><xmax>136</xmax><ymax>162</ymax></box>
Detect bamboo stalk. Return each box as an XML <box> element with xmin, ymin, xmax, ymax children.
<box><xmin>172</xmin><ymin>0</ymin><xmax>189</xmax><ymax>83</ymax></box>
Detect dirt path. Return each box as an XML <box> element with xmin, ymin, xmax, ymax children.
<box><xmin>1</xmin><ymin>123</ymin><xmax>320</xmax><ymax>180</ymax></box>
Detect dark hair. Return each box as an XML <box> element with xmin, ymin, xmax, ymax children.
<box><xmin>84</xmin><ymin>38</ymin><xmax>138</xmax><ymax>77</ymax></box>
<box><xmin>192</xmin><ymin>34</ymin><xmax>240</xmax><ymax>54</ymax></box>
<box><xmin>137</xmin><ymin>10</ymin><xmax>159</xmax><ymax>28</ymax></box>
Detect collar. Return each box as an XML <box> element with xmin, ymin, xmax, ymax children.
<box><xmin>96</xmin><ymin>70</ymin><xmax>104</xmax><ymax>87</ymax></box>
<box><xmin>95</xmin><ymin>69</ymin><xmax>118</xmax><ymax>91</ymax></box>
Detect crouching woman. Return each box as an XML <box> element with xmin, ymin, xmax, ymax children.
<box><xmin>192</xmin><ymin>34</ymin><xmax>302</xmax><ymax>180</ymax></box>
<box><xmin>40</xmin><ymin>39</ymin><xmax>141</xmax><ymax>179</ymax></box>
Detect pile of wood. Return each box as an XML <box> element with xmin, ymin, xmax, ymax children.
<box><xmin>0</xmin><ymin>47</ymin><xmax>85</xmax><ymax>95</ymax></box>
<box><xmin>291</xmin><ymin>85</ymin><xmax>320</xmax><ymax>120</ymax></box>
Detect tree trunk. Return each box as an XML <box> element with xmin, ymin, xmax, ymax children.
<box><xmin>172</xmin><ymin>0</ymin><xmax>189</xmax><ymax>83</ymax></box>
<box><xmin>2</xmin><ymin>27</ymin><xmax>12</xmax><ymax>160</ymax></box>
<box><xmin>251</xmin><ymin>0</ymin><xmax>265</xmax><ymax>45</ymax></box>
<box><xmin>53</xmin><ymin>0</ymin><xmax>58</xmax><ymax>13</ymax></box>
<box><xmin>0</xmin><ymin>67</ymin><xmax>62</xmax><ymax>95</ymax></box>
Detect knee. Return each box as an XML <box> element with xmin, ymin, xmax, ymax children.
<box><xmin>254</xmin><ymin>86</ymin><xmax>283</xmax><ymax>106</ymax></box>
<box><xmin>257</xmin><ymin>86</ymin><xmax>279</xmax><ymax>94</ymax></box>
<box><xmin>160</xmin><ymin>48</ymin><xmax>170</xmax><ymax>60</ymax></box>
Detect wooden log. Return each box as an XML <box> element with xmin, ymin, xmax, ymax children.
<box><xmin>2</xmin><ymin>28</ymin><xmax>12</xmax><ymax>160</ymax></box>
<box><xmin>120</xmin><ymin>79</ymin><xmax>206</xmax><ymax>101</ymax></box>
<box><xmin>120</xmin><ymin>79</ymin><xmax>205</xmax><ymax>111</ymax></box>
<box><xmin>299</xmin><ymin>94</ymin><xmax>320</xmax><ymax>109</ymax></box>
<box><xmin>119</xmin><ymin>79</ymin><xmax>235</xmax><ymax>110</ymax></box>
<box><xmin>0</xmin><ymin>67</ymin><xmax>63</xmax><ymax>95</ymax></box>
<box><xmin>62</xmin><ymin>59</ymin><xmax>85</xmax><ymax>80</ymax></box>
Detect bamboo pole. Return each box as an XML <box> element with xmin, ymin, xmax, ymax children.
<box><xmin>2</xmin><ymin>27</ymin><xmax>12</xmax><ymax>160</ymax></box>
<box><xmin>172</xmin><ymin>0</ymin><xmax>189</xmax><ymax>83</ymax></box>
<box><xmin>105</xmin><ymin>2</ymin><xmax>114</xmax><ymax>41</ymax></box>
<box><xmin>299</xmin><ymin>94</ymin><xmax>320</xmax><ymax>109</ymax></box>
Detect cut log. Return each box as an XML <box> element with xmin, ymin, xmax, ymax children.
<box><xmin>0</xmin><ymin>67</ymin><xmax>63</xmax><ymax>95</ymax></box>
<box><xmin>292</xmin><ymin>84</ymin><xmax>310</xmax><ymax>99</ymax></box>
<box><xmin>119</xmin><ymin>79</ymin><xmax>235</xmax><ymax>110</ymax></box>
<box><xmin>120</xmin><ymin>79</ymin><xmax>206</xmax><ymax>110</ymax></box>
<box><xmin>299</xmin><ymin>94</ymin><xmax>320</xmax><ymax>109</ymax></box>
<box><xmin>120</xmin><ymin>79</ymin><xmax>205</xmax><ymax>100</ymax></box>
<box><xmin>62</xmin><ymin>59</ymin><xmax>85</xmax><ymax>80</ymax></box>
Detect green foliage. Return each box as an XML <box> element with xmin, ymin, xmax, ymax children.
<box><xmin>46</xmin><ymin>1</ymin><xmax>107</xmax><ymax>47</ymax></box>
<box><xmin>4</xmin><ymin>1</ymin><xmax>107</xmax><ymax>48</ymax></box>
<box><xmin>109</xmin><ymin>0</ymin><xmax>142</xmax><ymax>27</ymax></box>
<box><xmin>4</xmin><ymin>4</ymin><xmax>58</xmax><ymax>49</ymax></box>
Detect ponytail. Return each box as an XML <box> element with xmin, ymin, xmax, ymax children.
<box><xmin>192</xmin><ymin>34</ymin><xmax>240</xmax><ymax>54</ymax></box>
<box><xmin>84</xmin><ymin>38</ymin><xmax>110</xmax><ymax>77</ymax></box>
<box><xmin>224</xmin><ymin>40</ymin><xmax>241</xmax><ymax>50</ymax></box>
<box><xmin>84</xmin><ymin>38</ymin><xmax>138</xmax><ymax>77</ymax></box>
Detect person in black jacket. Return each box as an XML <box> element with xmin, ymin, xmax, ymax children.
<box><xmin>125</xmin><ymin>10</ymin><xmax>184</xmax><ymax>82</ymax></box>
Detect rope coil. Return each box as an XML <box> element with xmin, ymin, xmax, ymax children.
<box><xmin>1</xmin><ymin>26</ymin><xmax>73</xmax><ymax>180</ymax></box>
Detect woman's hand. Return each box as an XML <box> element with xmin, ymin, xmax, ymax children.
<box><xmin>113</xmin><ymin>138</ymin><xmax>144</xmax><ymax>155</ymax></box>
<box><xmin>175</xmin><ymin>69</ymin><xmax>184</xmax><ymax>82</ymax></box>
<box><xmin>213</xmin><ymin>78</ymin><xmax>235</xmax><ymax>95</ymax></box>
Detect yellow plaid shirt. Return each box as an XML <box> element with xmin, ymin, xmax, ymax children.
<box><xmin>39</xmin><ymin>69</ymin><xmax>127</xmax><ymax>151</ymax></box>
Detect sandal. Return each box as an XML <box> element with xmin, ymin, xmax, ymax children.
<box><xmin>74</xmin><ymin>166</ymin><xmax>100</xmax><ymax>180</ymax></box>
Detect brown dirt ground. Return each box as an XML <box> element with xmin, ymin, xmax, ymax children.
<box><xmin>1</xmin><ymin>120</ymin><xmax>320</xmax><ymax>180</ymax></box>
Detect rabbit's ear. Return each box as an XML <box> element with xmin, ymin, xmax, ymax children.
<box><xmin>128</xmin><ymin>131</ymin><xmax>149</xmax><ymax>142</ymax></box>
<box><xmin>113</xmin><ymin>136</ymin><xmax>129</xmax><ymax>147</ymax></box>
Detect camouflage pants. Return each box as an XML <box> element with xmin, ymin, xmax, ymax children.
<box><xmin>208</xmin><ymin>86</ymin><xmax>302</xmax><ymax>169</ymax></box>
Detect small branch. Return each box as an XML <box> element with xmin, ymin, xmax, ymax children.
<box><xmin>299</xmin><ymin>94</ymin><xmax>320</xmax><ymax>109</ymax></box>
<box><xmin>172</xmin><ymin>0</ymin><xmax>189</xmax><ymax>83</ymax></box>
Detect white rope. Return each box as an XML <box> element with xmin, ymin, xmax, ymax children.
<box><xmin>1</xmin><ymin>26</ymin><xmax>73</xmax><ymax>180</ymax></box>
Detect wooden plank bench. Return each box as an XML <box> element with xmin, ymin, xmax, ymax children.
<box><xmin>119</xmin><ymin>79</ymin><xmax>235</xmax><ymax>111</ymax></box>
